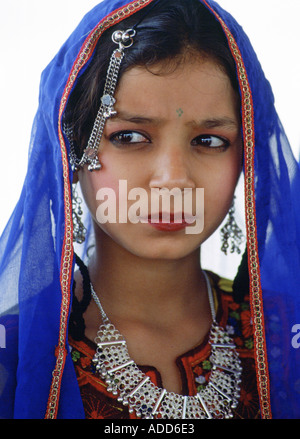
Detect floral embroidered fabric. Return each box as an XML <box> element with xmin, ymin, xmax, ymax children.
<box><xmin>69</xmin><ymin>272</ymin><xmax>261</xmax><ymax>419</ymax></box>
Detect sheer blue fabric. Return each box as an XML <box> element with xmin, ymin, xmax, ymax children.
<box><xmin>0</xmin><ymin>0</ymin><xmax>300</xmax><ymax>419</ymax></box>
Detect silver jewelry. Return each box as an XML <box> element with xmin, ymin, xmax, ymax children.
<box><xmin>90</xmin><ymin>272</ymin><xmax>242</xmax><ymax>419</ymax></box>
<box><xmin>70</xmin><ymin>28</ymin><xmax>136</xmax><ymax>172</ymax></box>
<box><xmin>220</xmin><ymin>197</ymin><xmax>244</xmax><ymax>255</ymax></box>
<box><xmin>72</xmin><ymin>184</ymin><xmax>86</xmax><ymax>244</ymax></box>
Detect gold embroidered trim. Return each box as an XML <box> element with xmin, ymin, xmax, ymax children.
<box><xmin>45</xmin><ymin>0</ymin><xmax>153</xmax><ymax>420</ymax></box>
<box><xmin>203</xmin><ymin>7</ymin><xmax>272</xmax><ymax>419</ymax></box>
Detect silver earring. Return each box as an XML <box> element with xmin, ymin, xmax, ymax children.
<box><xmin>220</xmin><ymin>197</ymin><xmax>244</xmax><ymax>255</ymax></box>
<box><xmin>72</xmin><ymin>184</ymin><xmax>86</xmax><ymax>244</ymax></box>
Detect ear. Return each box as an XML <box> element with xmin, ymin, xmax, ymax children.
<box><xmin>72</xmin><ymin>171</ymin><xmax>79</xmax><ymax>184</ymax></box>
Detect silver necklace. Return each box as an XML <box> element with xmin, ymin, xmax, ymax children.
<box><xmin>91</xmin><ymin>272</ymin><xmax>242</xmax><ymax>419</ymax></box>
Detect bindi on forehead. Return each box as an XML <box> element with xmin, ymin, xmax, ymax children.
<box><xmin>176</xmin><ymin>108</ymin><xmax>184</xmax><ymax>117</ymax></box>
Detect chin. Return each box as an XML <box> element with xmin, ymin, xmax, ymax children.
<box><xmin>125</xmin><ymin>239</ymin><xmax>202</xmax><ymax>261</ymax></box>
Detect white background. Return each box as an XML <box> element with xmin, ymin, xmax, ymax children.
<box><xmin>1</xmin><ymin>0</ymin><xmax>300</xmax><ymax>235</ymax></box>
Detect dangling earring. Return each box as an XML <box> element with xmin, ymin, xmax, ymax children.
<box><xmin>72</xmin><ymin>184</ymin><xmax>86</xmax><ymax>244</ymax></box>
<box><xmin>220</xmin><ymin>197</ymin><xmax>244</xmax><ymax>255</ymax></box>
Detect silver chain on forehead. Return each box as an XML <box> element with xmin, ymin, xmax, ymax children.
<box><xmin>69</xmin><ymin>28</ymin><xmax>136</xmax><ymax>172</ymax></box>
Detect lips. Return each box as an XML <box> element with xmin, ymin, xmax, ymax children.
<box><xmin>147</xmin><ymin>212</ymin><xmax>193</xmax><ymax>232</ymax></box>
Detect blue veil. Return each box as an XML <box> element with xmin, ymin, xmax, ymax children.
<box><xmin>1</xmin><ymin>0</ymin><xmax>300</xmax><ymax>419</ymax></box>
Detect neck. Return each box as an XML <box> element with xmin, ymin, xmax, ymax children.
<box><xmin>88</xmin><ymin>233</ymin><xmax>207</xmax><ymax>325</ymax></box>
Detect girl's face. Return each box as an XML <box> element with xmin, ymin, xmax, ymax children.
<box><xmin>78</xmin><ymin>57</ymin><xmax>243</xmax><ymax>260</ymax></box>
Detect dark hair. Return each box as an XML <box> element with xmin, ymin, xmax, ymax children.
<box><xmin>65</xmin><ymin>0</ymin><xmax>239</xmax><ymax>158</ymax></box>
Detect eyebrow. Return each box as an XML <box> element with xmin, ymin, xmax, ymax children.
<box><xmin>195</xmin><ymin>117</ymin><xmax>239</xmax><ymax>130</ymax></box>
<box><xmin>110</xmin><ymin>111</ymin><xmax>239</xmax><ymax>130</ymax></box>
<box><xmin>110</xmin><ymin>112</ymin><xmax>160</xmax><ymax>125</ymax></box>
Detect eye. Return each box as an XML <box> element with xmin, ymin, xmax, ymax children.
<box><xmin>109</xmin><ymin>130</ymin><xmax>150</xmax><ymax>146</ymax></box>
<box><xmin>191</xmin><ymin>134</ymin><xmax>229</xmax><ymax>151</ymax></box>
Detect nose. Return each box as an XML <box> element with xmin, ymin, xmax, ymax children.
<box><xmin>149</xmin><ymin>143</ymin><xmax>196</xmax><ymax>191</ymax></box>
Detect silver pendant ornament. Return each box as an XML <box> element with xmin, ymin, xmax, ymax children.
<box><xmin>70</xmin><ymin>28</ymin><xmax>136</xmax><ymax>172</ymax></box>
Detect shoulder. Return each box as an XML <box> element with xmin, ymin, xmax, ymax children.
<box><xmin>207</xmin><ymin>271</ymin><xmax>254</xmax><ymax>351</ymax></box>
<box><xmin>207</xmin><ymin>270</ymin><xmax>234</xmax><ymax>295</ymax></box>
<box><xmin>207</xmin><ymin>270</ymin><xmax>250</xmax><ymax>306</ymax></box>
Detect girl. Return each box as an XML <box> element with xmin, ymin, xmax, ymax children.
<box><xmin>1</xmin><ymin>0</ymin><xmax>300</xmax><ymax>419</ymax></box>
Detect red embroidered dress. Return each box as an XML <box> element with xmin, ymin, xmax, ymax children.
<box><xmin>69</xmin><ymin>272</ymin><xmax>261</xmax><ymax>419</ymax></box>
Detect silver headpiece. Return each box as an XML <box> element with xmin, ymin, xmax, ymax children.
<box><xmin>68</xmin><ymin>28</ymin><xmax>136</xmax><ymax>172</ymax></box>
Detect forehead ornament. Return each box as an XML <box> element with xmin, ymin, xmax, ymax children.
<box><xmin>69</xmin><ymin>28</ymin><xmax>136</xmax><ymax>172</ymax></box>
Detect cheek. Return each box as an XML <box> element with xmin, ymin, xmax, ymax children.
<box><xmin>79</xmin><ymin>170</ymin><xmax>141</xmax><ymax>228</ymax></box>
<box><xmin>79</xmin><ymin>169</ymin><xmax>121</xmax><ymax>220</ymax></box>
<box><xmin>202</xmin><ymin>152</ymin><xmax>242</xmax><ymax>219</ymax></box>
<box><xmin>221</xmin><ymin>156</ymin><xmax>242</xmax><ymax>192</ymax></box>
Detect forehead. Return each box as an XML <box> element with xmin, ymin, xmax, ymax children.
<box><xmin>115</xmin><ymin>58</ymin><xmax>240</xmax><ymax>121</ymax></box>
